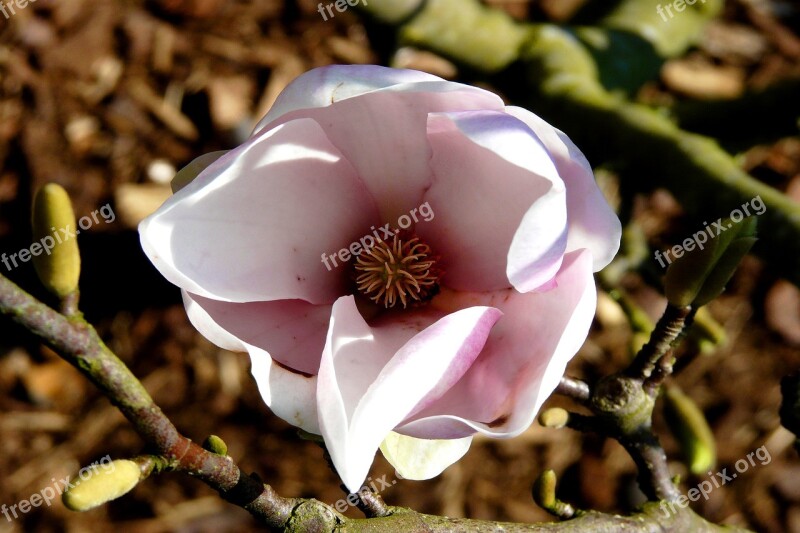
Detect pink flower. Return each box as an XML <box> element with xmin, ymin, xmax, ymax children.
<box><xmin>139</xmin><ymin>65</ymin><xmax>621</xmax><ymax>491</ymax></box>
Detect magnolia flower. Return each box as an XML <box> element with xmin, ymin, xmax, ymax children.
<box><xmin>139</xmin><ymin>65</ymin><xmax>621</xmax><ymax>492</ymax></box>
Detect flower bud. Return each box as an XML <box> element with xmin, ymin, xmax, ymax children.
<box><xmin>202</xmin><ymin>434</ymin><xmax>228</xmax><ymax>455</ymax></box>
<box><xmin>539</xmin><ymin>407</ymin><xmax>569</xmax><ymax>429</ymax></box>
<box><xmin>31</xmin><ymin>184</ymin><xmax>81</xmax><ymax>298</ymax></box>
<box><xmin>664</xmin><ymin>216</ymin><xmax>757</xmax><ymax>307</ymax></box>
<box><xmin>664</xmin><ymin>386</ymin><xmax>716</xmax><ymax>475</ymax></box>
<box><xmin>532</xmin><ymin>469</ymin><xmax>558</xmax><ymax>509</ymax></box>
<box><xmin>62</xmin><ymin>460</ymin><xmax>141</xmax><ymax>512</ymax></box>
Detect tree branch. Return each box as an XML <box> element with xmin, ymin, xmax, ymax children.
<box><xmin>0</xmin><ymin>273</ymin><xmax>297</xmax><ymax>530</ymax></box>
<box><xmin>0</xmin><ymin>271</ymin><xmax>747</xmax><ymax>530</ymax></box>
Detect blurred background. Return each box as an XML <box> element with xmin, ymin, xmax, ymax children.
<box><xmin>0</xmin><ymin>0</ymin><xmax>798</xmax><ymax>531</ymax></box>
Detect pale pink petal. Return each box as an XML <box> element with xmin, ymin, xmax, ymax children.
<box><xmin>417</xmin><ymin>111</ymin><xmax>567</xmax><ymax>292</ymax></box>
<box><xmin>249</xmin><ymin>342</ymin><xmax>320</xmax><ymax>434</ymax></box>
<box><xmin>396</xmin><ymin>249</ymin><xmax>596</xmax><ymax>439</ymax></box>
<box><xmin>505</xmin><ymin>106</ymin><xmax>621</xmax><ymax>271</ymax></box>
<box><xmin>183</xmin><ymin>291</ymin><xmax>331</xmax><ymax>375</ymax></box>
<box><xmin>252</xmin><ymin>65</ymin><xmax>443</xmax><ymax>134</ymax></box>
<box><xmin>139</xmin><ymin>118</ymin><xmax>379</xmax><ymax>304</ymax></box>
<box><xmin>181</xmin><ymin>291</ymin><xmax>321</xmax><ymax>433</ymax></box>
<box><xmin>257</xmin><ymin>74</ymin><xmax>505</xmax><ymax>222</ymax></box>
<box><xmin>317</xmin><ymin>296</ymin><xmax>501</xmax><ymax>491</ymax></box>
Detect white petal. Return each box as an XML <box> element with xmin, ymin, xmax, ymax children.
<box><xmin>139</xmin><ymin>117</ymin><xmax>378</xmax><ymax>304</ymax></box>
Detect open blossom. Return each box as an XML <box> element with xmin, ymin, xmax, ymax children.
<box><xmin>139</xmin><ymin>65</ymin><xmax>621</xmax><ymax>491</ymax></box>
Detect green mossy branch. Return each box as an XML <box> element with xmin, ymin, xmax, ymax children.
<box><xmin>0</xmin><ymin>260</ymin><xmax>746</xmax><ymax>530</ymax></box>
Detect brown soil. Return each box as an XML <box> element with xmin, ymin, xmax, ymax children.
<box><xmin>0</xmin><ymin>1</ymin><xmax>799</xmax><ymax>532</ymax></box>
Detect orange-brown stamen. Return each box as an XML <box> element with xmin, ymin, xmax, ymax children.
<box><xmin>353</xmin><ymin>234</ymin><xmax>441</xmax><ymax>309</ymax></box>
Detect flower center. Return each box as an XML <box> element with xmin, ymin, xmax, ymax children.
<box><xmin>353</xmin><ymin>233</ymin><xmax>441</xmax><ymax>309</ymax></box>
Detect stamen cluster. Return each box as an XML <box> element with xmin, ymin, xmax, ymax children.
<box><xmin>354</xmin><ymin>234</ymin><xmax>440</xmax><ymax>308</ymax></box>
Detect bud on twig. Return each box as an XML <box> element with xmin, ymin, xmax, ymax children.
<box><xmin>664</xmin><ymin>216</ymin><xmax>757</xmax><ymax>307</ymax></box>
<box><xmin>664</xmin><ymin>386</ymin><xmax>716</xmax><ymax>475</ymax></box>
<box><xmin>202</xmin><ymin>434</ymin><xmax>228</xmax><ymax>455</ymax></box>
<box><xmin>31</xmin><ymin>184</ymin><xmax>81</xmax><ymax>298</ymax></box>
<box><xmin>532</xmin><ymin>470</ymin><xmax>577</xmax><ymax>519</ymax></box>
<box><xmin>539</xmin><ymin>407</ymin><xmax>570</xmax><ymax>429</ymax></box>
<box><xmin>62</xmin><ymin>459</ymin><xmax>142</xmax><ymax>512</ymax></box>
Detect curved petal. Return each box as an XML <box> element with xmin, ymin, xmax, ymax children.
<box><xmin>417</xmin><ymin>111</ymin><xmax>567</xmax><ymax>292</ymax></box>
<box><xmin>139</xmin><ymin>117</ymin><xmax>379</xmax><ymax>304</ymax></box>
<box><xmin>396</xmin><ymin>249</ymin><xmax>596</xmax><ymax>439</ymax></box>
<box><xmin>252</xmin><ymin>65</ymin><xmax>444</xmax><ymax>134</ymax></box>
<box><xmin>256</xmin><ymin>74</ymin><xmax>505</xmax><ymax>222</ymax></box>
<box><xmin>380</xmin><ymin>432</ymin><xmax>472</xmax><ymax>481</ymax></box>
<box><xmin>317</xmin><ymin>295</ymin><xmax>501</xmax><ymax>491</ymax></box>
<box><xmin>249</xmin><ymin>341</ymin><xmax>320</xmax><ymax>434</ymax></box>
<box><xmin>183</xmin><ymin>291</ymin><xmax>331</xmax><ymax>375</ymax></box>
<box><xmin>181</xmin><ymin>291</ymin><xmax>322</xmax><ymax>433</ymax></box>
<box><xmin>505</xmin><ymin>106</ymin><xmax>621</xmax><ymax>271</ymax></box>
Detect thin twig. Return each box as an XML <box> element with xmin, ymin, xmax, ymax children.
<box><xmin>627</xmin><ymin>304</ymin><xmax>692</xmax><ymax>388</ymax></box>
<box><xmin>0</xmin><ymin>273</ymin><xmax>297</xmax><ymax>529</ymax></box>
<box><xmin>556</xmin><ymin>376</ymin><xmax>592</xmax><ymax>403</ymax></box>
<box><xmin>0</xmin><ymin>271</ymin><xmax>746</xmax><ymax>531</ymax></box>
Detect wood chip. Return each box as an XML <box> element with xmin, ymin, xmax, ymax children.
<box><xmin>392</xmin><ymin>47</ymin><xmax>457</xmax><ymax>79</ymax></box>
<box><xmin>661</xmin><ymin>58</ymin><xmax>746</xmax><ymax>99</ymax></box>
<box><xmin>326</xmin><ymin>35</ymin><xmax>375</xmax><ymax>64</ymax></box>
<box><xmin>152</xmin><ymin>24</ymin><xmax>177</xmax><ymax>74</ymax></box>
<box><xmin>253</xmin><ymin>56</ymin><xmax>305</xmax><ymax>126</ymax></box>
<box><xmin>207</xmin><ymin>75</ymin><xmax>255</xmax><ymax>131</ymax></box>
<box><xmin>127</xmin><ymin>78</ymin><xmax>199</xmax><ymax>140</ymax></box>
<box><xmin>114</xmin><ymin>183</ymin><xmax>173</xmax><ymax>228</ymax></box>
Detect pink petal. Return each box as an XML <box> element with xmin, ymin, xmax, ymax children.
<box><xmin>183</xmin><ymin>291</ymin><xmax>331</xmax><ymax>375</ymax></box>
<box><xmin>182</xmin><ymin>291</ymin><xmax>322</xmax><ymax>433</ymax></box>
<box><xmin>139</xmin><ymin>118</ymin><xmax>379</xmax><ymax>304</ymax></box>
<box><xmin>256</xmin><ymin>70</ymin><xmax>505</xmax><ymax>222</ymax></box>
<box><xmin>417</xmin><ymin>111</ymin><xmax>567</xmax><ymax>292</ymax></box>
<box><xmin>317</xmin><ymin>296</ymin><xmax>502</xmax><ymax>491</ymax></box>
<box><xmin>249</xmin><ymin>342</ymin><xmax>320</xmax><ymax>434</ymax></box>
<box><xmin>396</xmin><ymin>249</ymin><xmax>596</xmax><ymax>439</ymax></box>
<box><xmin>505</xmin><ymin>106</ymin><xmax>621</xmax><ymax>271</ymax></box>
<box><xmin>252</xmin><ymin>65</ymin><xmax>443</xmax><ymax>134</ymax></box>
